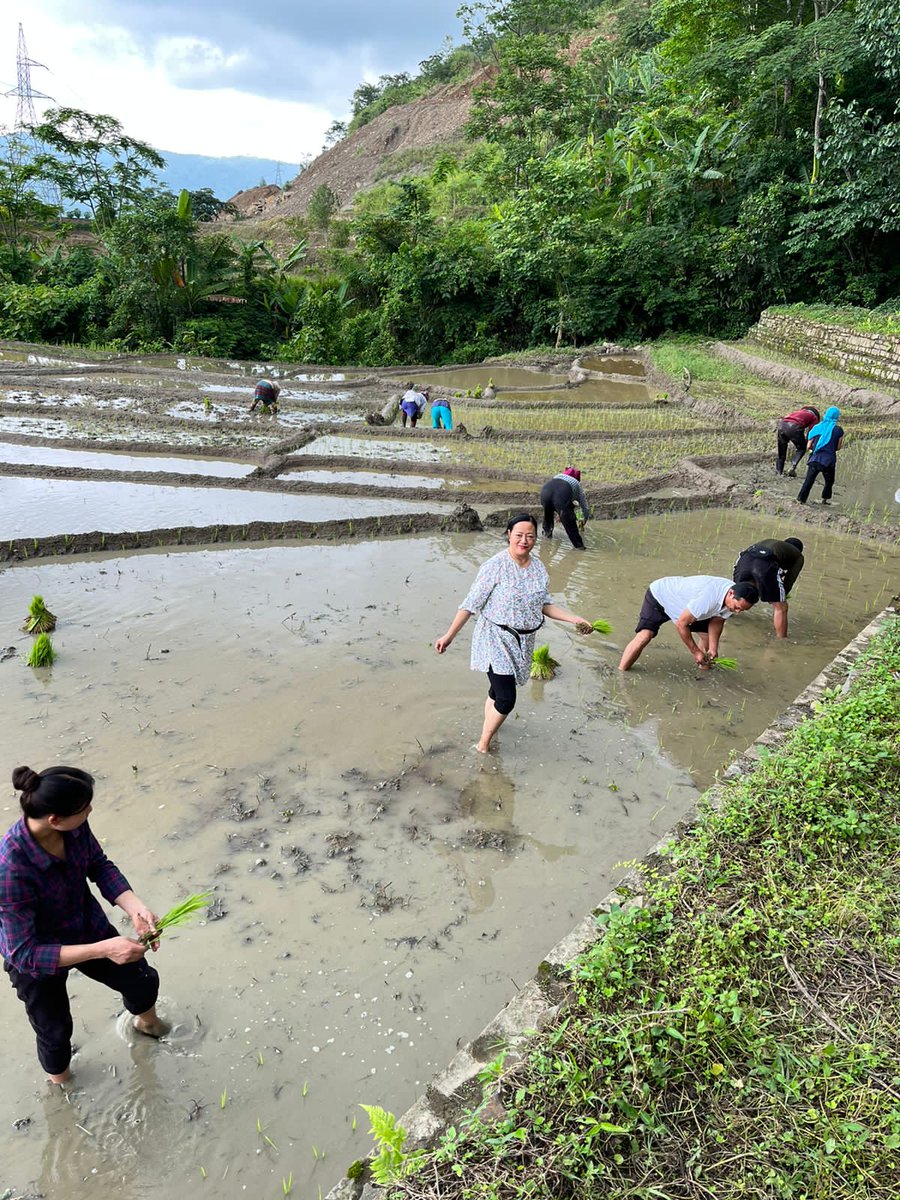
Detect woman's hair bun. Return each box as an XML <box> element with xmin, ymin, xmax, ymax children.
<box><xmin>12</xmin><ymin>765</ymin><xmax>41</xmax><ymax>793</ymax></box>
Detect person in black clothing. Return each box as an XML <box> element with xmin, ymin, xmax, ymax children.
<box><xmin>540</xmin><ymin>467</ymin><xmax>591</xmax><ymax>549</ymax></box>
<box><xmin>797</xmin><ymin>407</ymin><xmax>844</xmax><ymax>505</ymax></box>
<box><xmin>775</xmin><ymin>406</ymin><xmax>820</xmax><ymax>476</ymax></box>
<box><xmin>733</xmin><ymin>537</ymin><xmax>804</xmax><ymax>638</ymax></box>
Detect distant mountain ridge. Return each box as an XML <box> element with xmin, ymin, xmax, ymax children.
<box><xmin>155</xmin><ymin>150</ymin><xmax>302</xmax><ymax>200</ymax></box>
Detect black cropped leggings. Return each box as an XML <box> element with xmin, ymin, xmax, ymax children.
<box><xmin>487</xmin><ymin>668</ymin><xmax>517</xmax><ymax>715</ymax></box>
<box><xmin>5</xmin><ymin>952</ymin><xmax>160</xmax><ymax>1075</ymax></box>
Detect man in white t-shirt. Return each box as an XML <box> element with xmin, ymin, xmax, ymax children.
<box><xmin>619</xmin><ymin>575</ymin><xmax>758</xmax><ymax>671</ymax></box>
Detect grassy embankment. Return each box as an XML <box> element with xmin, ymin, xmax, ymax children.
<box><xmin>767</xmin><ymin>304</ymin><xmax>900</xmax><ymax>339</ymax></box>
<box><xmin>377</xmin><ymin>615</ymin><xmax>900</xmax><ymax>1200</ymax></box>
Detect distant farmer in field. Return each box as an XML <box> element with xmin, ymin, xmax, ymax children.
<box><xmin>250</xmin><ymin>378</ymin><xmax>280</xmax><ymax>414</ymax></box>
<box><xmin>400</xmin><ymin>383</ymin><xmax>428</xmax><ymax>428</ymax></box>
<box><xmin>431</xmin><ymin>393</ymin><xmax>453</xmax><ymax>431</ymax></box>
<box><xmin>797</xmin><ymin>406</ymin><xmax>844</xmax><ymax>505</ymax></box>
<box><xmin>733</xmin><ymin>537</ymin><xmax>804</xmax><ymax>638</ymax></box>
<box><xmin>619</xmin><ymin>576</ymin><xmax>758</xmax><ymax>671</ymax></box>
<box><xmin>540</xmin><ymin>467</ymin><xmax>591</xmax><ymax>550</ymax></box>
<box><xmin>775</xmin><ymin>405</ymin><xmax>820</xmax><ymax>476</ymax></box>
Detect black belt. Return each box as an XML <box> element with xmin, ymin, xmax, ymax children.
<box><xmin>491</xmin><ymin>619</ymin><xmax>544</xmax><ymax>646</ymax></box>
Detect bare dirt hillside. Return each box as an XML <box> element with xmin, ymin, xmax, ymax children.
<box><xmin>223</xmin><ymin>70</ymin><xmax>490</xmax><ymax>225</ymax></box>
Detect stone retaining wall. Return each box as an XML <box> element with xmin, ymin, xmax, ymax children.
<box><xmin>753</xmin><ymin>310</ymin><xmax>900</xmax><ymax>388</ymax></box>
<box><xmin>327</xmin><ymin>603</ymin><xmax>899</xmax><ymax>1200</ymax></box>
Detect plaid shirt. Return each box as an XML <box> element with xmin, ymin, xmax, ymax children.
<box><xmin>0</xmin><ymin>818</ymin><xmax>130</xmax><ymax>977</ymax></box>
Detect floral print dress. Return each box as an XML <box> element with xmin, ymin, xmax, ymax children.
<box><xmin>461</xmin><ymin>550</ymin><xmax>551</xmax><ymax>685</ymax></box>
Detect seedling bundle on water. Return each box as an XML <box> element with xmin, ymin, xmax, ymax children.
<box><xmin>530</xmin><ymin>644</ymin><xmax>559</xmax><ymax>680</ymax></box>
<box><xmin>22</xmin><ymin>594</ymin><xmax>56</xmax><ymax>634</ymax></box>
<box><xmin>27</xmin><ymin>633</ymin><xmax>55</xmax><ymax>667</ymax></box>
<box><xmin>142</xmin><ymin>891</ymin><xmax>213</xmax><ymax>945</ymax></box>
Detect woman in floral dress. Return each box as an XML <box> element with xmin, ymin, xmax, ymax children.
<box><xmin>435</xmin><ymin>513</ymin><xmax>592</xmax><ymax>753</ymax></box>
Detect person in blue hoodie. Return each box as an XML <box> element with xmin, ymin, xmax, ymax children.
<box><xmin>797</xmin><ymin>406</ymin><xmax>844</xmax><ymax>505</ymax></box>
<box><xmin>540</xmin><ymin>467</ymin><xmax>591</xmax><ymax>549</ymax></box>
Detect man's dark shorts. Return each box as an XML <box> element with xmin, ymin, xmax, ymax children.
<box><xmin>636</xmin><ymin>588</ymin><xmax>711</xmax><ymax>637</ymax></box>
<box><xmin>733</xmin><ymin>550</ymin><xmax>785</xmax><ymax>604</ymax></box>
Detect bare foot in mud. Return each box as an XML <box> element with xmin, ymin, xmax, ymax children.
<box><xmin>474</xmin><ymin>742</ymin><xmax>491</xmax><ymax>754</ymax></box>
<box><xmin>133</xmin><ymin>1015</ymin><xmax>169</xmax><ymax>1039</ymax></box>
<box><xmin>48</xmin><ymin>1068</ymin><xmax>72</xmax><ymax>1086</ymax></box>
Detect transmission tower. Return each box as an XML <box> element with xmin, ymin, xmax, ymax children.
<box><xmin>5</xmin><ymin>23</ymin><xmax>53</xmax><ymax>130</ymax></box>
<box><xmin>274</xmin><ymin>161</ymin><xmax>283</xmax><ymax>187</ymax></box>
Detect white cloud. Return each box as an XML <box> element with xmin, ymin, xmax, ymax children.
<box><xmin>1</xmin><ymin>1</ymin><xmax>460</xmax><ymax>158</ymax></box>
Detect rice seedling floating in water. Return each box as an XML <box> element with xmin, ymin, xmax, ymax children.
<box><xmin>142</xmin><ymin>890</ymin><xmax>214</xmax><ymax>944</ymax></box>
<box><xmin>27</xmin><ymin>633</ymin><xmax>55</xmax><ymax>667</ymax></box>
<box><xmin>22</xmin><ymin>594</ymin><xmax>56</xmax><ymax>634</ymax></box>
<box><xmin>712</xmin><ymin>657</ymin><xmax>739</xmax><ymax>671</ymax></box>
<box><xmin>591</xmin><ymin>619</ymin><xmax>612</xmax><ymax>634</ymax></box>
<box><xmin>530</xmin><ymin>644</ymin><xmax>559</xmax><ymax>680</ymax></box>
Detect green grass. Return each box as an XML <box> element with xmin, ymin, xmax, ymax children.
<box><xmin>454</xmin><ymin>403</ymin><xmax>710</xmax><ymax>433</ymax></box>
<box><xmin>447</xmin><ymin>431</ymin><xmax>766</xmax><ymax>482</ymax></box>
<box><xmin>647</xmin><ymin>341</ymin><xmax>760</xmax><ymax>385</ymax></box>
<box><xmin>383</xmin><ymin>616</ymin><xmax>900</xmax><ymax>1200</ymax></box>
<box><xmin>769</xmin><ymin>302</ymin><xmax>900</xmax><ymax>338</ymax></box>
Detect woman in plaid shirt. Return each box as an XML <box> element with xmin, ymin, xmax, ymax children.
<box><xmin>0</xmin><ymin>765</ymin><xmax>165</xmax><ymax>1084</ymax></box>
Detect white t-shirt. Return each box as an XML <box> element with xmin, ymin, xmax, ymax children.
<box><xmin>649</xmin><ymin>576</ymin><xmax>733</xmax><ymax>622</ymax></box>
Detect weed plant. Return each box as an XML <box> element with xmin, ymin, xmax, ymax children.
<box><xmin>384</xmin><ymin>618</ymin><xmax>900</xmax><ymax>1200</ymax></box>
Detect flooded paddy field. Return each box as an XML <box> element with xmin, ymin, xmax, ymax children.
<box><xmin>722</xmin><ymin>438</ymin><xmax>900</xmax><ymax>525</ymax></box>
<box><xmin>1</xmin><ymin>509</ymin><xmax>896</xmax><ymax>1200</ymax></box>
<box><xmin>1</xmin><ymin>340</ymin><xmax>898</xmax><ymax>1200</ymax></box>
<box><xmin>579</xmin><ymin>354</ymin><xmax>645</xmax><ymax>376</ymax></box>
<box><xmin>279</xmin><ymin>468</ymin><xmax>534</xmax><ymax>494</ymax></box>
<box><xmin>412</xmin><ymin>365</ymin><xmax>569</xmax><ymax>389</ymax></box>
<box><xmin>0</xmin><ymin>442</ymin><xmax>257</xmax><ymax>478</ymax></box>
<box><xmin>445</xmin><ymin>430</ymin><xmax>768</xmax><ymax>481</ymax></box>
<box><xmin>0</xmin><ymin>477</ymin><xmax>450</xmax><ymax>539</ymax></box>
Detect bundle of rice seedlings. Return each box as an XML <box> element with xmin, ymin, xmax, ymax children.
<box><xmin>22</xmin><ymin>595</ymin><xmax>56</xmax><ymax>634</ymax></box>
<box><xmin>591</xmin><ymin>619</ymin><xmax>612</xmax><ymax>634</ymax></box>
<box><xmin>142</xmin><ymin>890</ymin><xmax>214</xmax><ymax>945</ymax></box>
<box><xmin>26</xmin><ymin>633</ymin><xmax>55</xmax><ymax>667</ymax></box>
<box><xmin>530</xmin><ymin>644</ymin><xmax>559</xmax><ymax>680</ymax></box>
<box><xmin>712</xmin><ymin>656</ymin><xmax>739</xmax><ymax>671</ymax></box>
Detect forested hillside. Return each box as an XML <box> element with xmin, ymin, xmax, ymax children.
<box><xmin>1</xmin><ymin>0</ymin><xmax>897</xmax><ymax>364</ymax></box>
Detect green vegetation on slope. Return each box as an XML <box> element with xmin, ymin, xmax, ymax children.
<box><xmin>381</xmin><ymin>615</ymin><xmax>900</xmax><ymax>1199</ymax></box>
<box><xmin>1</xmin><ymin>0</ymin><xmax>899</xmax><ymax>363</ymax></box>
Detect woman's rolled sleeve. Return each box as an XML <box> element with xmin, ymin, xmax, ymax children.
<box><xmin>461</xmin><ymin>560</ymin><xmax>498</xmax><ymax>615</ymax></box>
<box><xmin>84</xmin><ymin>828</ymin><xmax>130</xmax><ymax>905</ymax></box>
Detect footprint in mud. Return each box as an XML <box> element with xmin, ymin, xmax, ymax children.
<box><xmin>115</xmin><ymin>996</ymin><xmax>204</xmax><ymax>1052</ymax></box>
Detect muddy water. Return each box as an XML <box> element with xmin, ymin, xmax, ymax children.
<box><xmin>580</xmin><ymin>355</ymin><xmax>645</xmax><ymax>376</ymax></box>
<box><xmin>723</xmin><ymin>439</ymin><xmax>900</xmax><ymax>525</ymax></box>
<box><xmin>413</xmin><ymin>366</ymin><xmax>568</xmax><ymax>389</ymax></box>
<box><xmin>165</xmin><ymin>399</ymin><xmax>360</xmax><ymax>427</ymax></box>
<box><xmin>571</xmin><ymin>378</ymin><xmax>652</xmax><ymax>403</ymax></box>
<box><xmin>1</xmin><ymin>513</ymin><xmax>895</xmax><ymax>1199</ymax></box>
<box><xmin>0</xmin><ymin>478</ymin><xmax>451</xmax><ymax>538</ymax></box>
<box><xmin>0</xmin><ymin>442</ymin><xmax>256</xmax><ymax>478</ymax></box>
<box><xmin>293</xmin><ymin>435</ymin><xmax>451</xmax><ymax>463</ymax></box>
<box><xmin>279</xmin><ymin>469</ymin><xmax>534</xmax><ymax>494</ymax></box>
<box><xmin>0</xmin><ymin>536</ymin><xmax>701</xmax><ymax>1200</ymax></box>
<box><xmin>0</xmin><ymin>414</ymin><xmax>280</xmax><ymax>451</ymax></box>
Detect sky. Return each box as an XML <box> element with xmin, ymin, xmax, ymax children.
<box><xmin>0</xmin><ymin>0</ymin><xmax>464</xmax><ymax>161</ymax></box>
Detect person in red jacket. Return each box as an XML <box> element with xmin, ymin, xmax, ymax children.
<box><xmin>776</xmin><ymin>405</ymin><xmax>820</xmax><ymax>476</ymax></box>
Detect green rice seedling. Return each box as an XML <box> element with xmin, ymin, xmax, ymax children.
<box><xmin>282</xmin><ymin>1174</ymin><xmax>293</xmax><ymax>1196</ymax></box>
<box><xmin>23</xmin><ymin>594</ymin><xmax>57</xmax><ymax>634</ymax></box>
<box><xmin>713</xmin><ymin>657</ymin><xmax>739</xmax><ymax>671</ymax></box>
<box><xmin>531</xmin><ymin>644</ymin><xmax>559</xmax><ymax>680</ymax></box>
<box><xmin>220</xmin><ymin>1089</ymin><xmax>228</xmax><ymax>1109</ymax></box>
<box><xmin>141</xmin><ymin>890</ymin><xmax>213</xmax><ymax>944</ymax></box>
<box><xmin>591</xmin><ymin>619</ymin><xmax>612</xmax><ymax>634</ymax></box>
<box><xmin>27</xmin><ymin>633</ymin><xmax>55</xmax><ymax>667</ymax></box>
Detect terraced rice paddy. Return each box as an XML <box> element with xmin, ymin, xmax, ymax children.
<box><xmin>1</xmin><ymin>337</ymin><xmax>898</xmax><ymax>1200</ymax></box>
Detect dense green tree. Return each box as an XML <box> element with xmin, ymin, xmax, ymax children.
<box><xmin>28</xmin><ymin>108</ymin><xmax>165</xmax><ymax>228</ymax></box>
